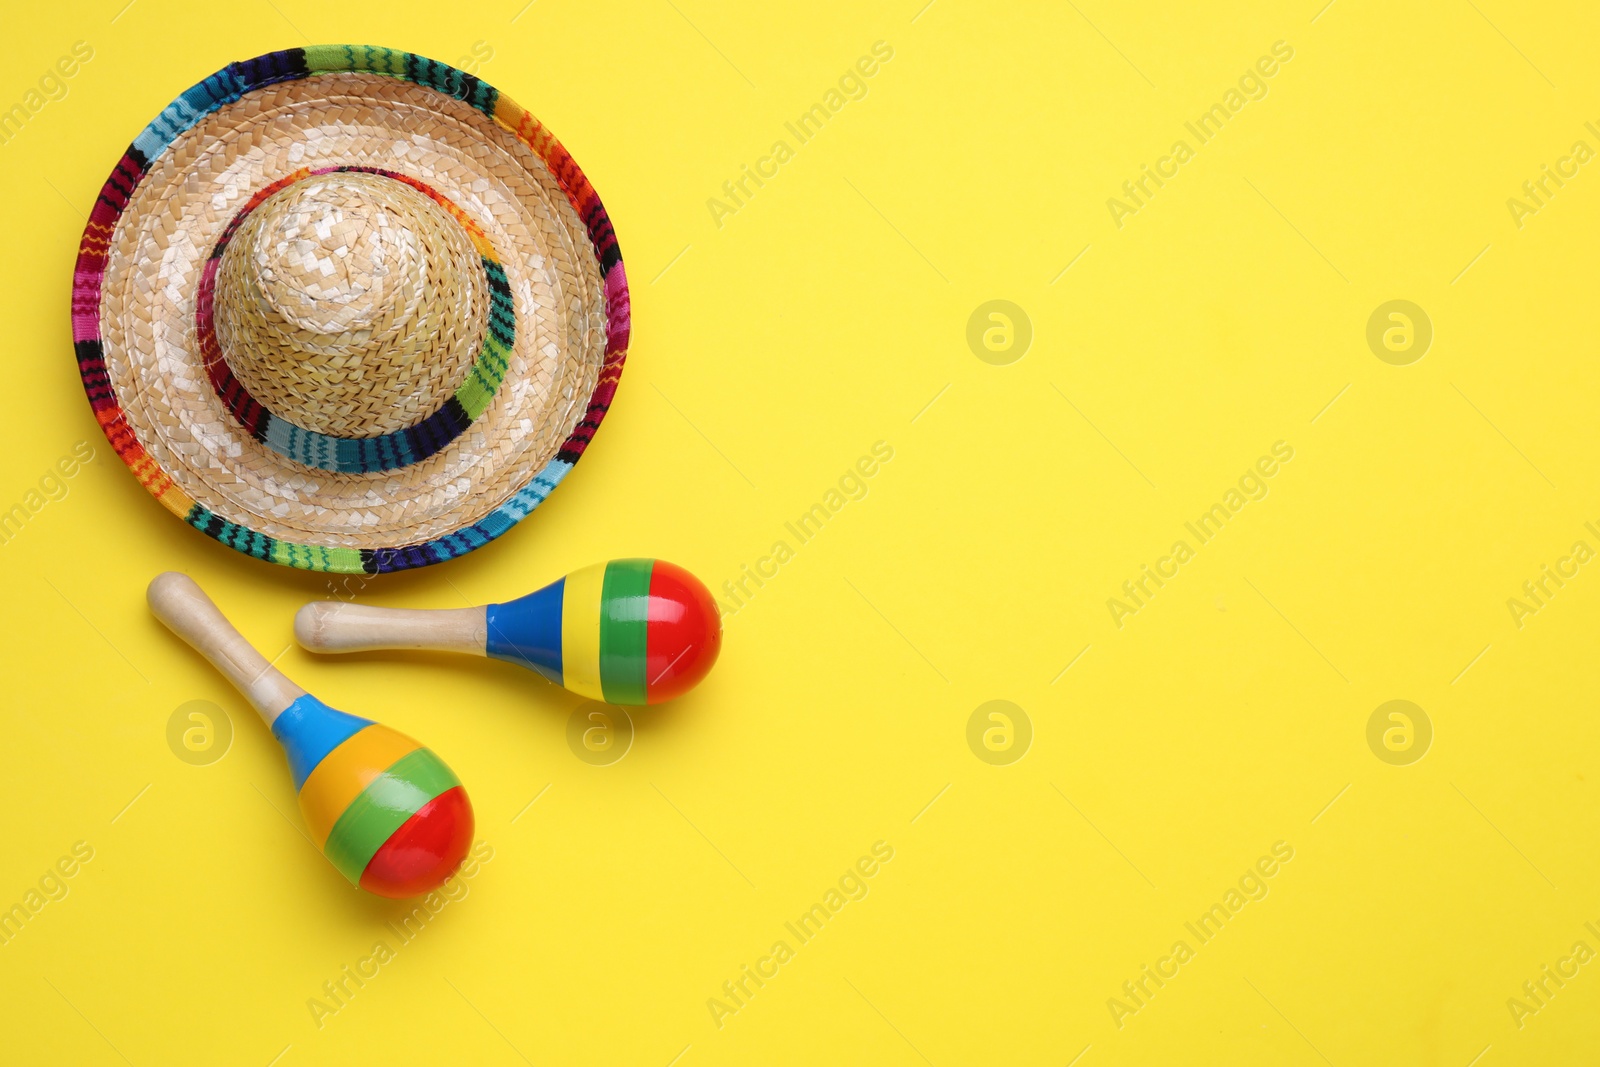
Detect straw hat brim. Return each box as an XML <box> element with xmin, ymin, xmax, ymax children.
<box><xmin>72</xmin><ymin>47</ymin><xmax>630</xmax><ymax>574</ymax></box>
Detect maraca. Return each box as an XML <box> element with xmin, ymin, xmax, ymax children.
<box><xmin>148</xmin><ymin>573</ymin><xmax>474</xmax><ymax>898</ymax></box>
<box><xmin>295</xmin><ymin>558</ymin><xmax>721</xmax><ymax>705</ymax></box>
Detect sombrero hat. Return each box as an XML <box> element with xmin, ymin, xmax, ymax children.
<box><xmin>72</xmin><ymin>46</ymin><xmax>629</xmax><ymax>574</ymax></box>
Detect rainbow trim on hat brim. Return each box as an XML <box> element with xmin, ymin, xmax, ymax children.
<box><xmin>72</xmin><ymin>45</ymin><xmax>629</xmax><ymax>574</ymax></box>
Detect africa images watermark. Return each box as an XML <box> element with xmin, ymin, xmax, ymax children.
<box><xmin>1106</xmin><ymin>40</ymin><xmax>1295</xmax><ymax>229</ymax></box>
<box><xmin>0</xmin><ymin>40</ymin><xmax>94</xmax><ymax>148</ymax></box>
<box><xmin>706</xmin><ymin>41</ymin><xmax>895</xmax><ymax>229</ymax></box>
<box><xmin>716</xmin><ymin>441</ymin><xmax>894</xmax><ymax>617</ymax></box>
<box><xmin>706</xmin><ymin>841</ymin><xmax>895</xmax><ymax>1029</ymax></box>
<box><xmin>1107</xmin><ymin>441</ymin><xmax>1295</xmax><ymax>629</ymax></box>
<box><xmin>306</xmin><ymin>840</ymin><xmax>495</xmax><ymax>1029</ymax></box>
<box><xmin>1107</xmin><ymin>841</ymin><xmax>1295</xmax><ymax>1029</ymax></box>
<box><xmin>1505</xmin><ymin>922</ymin><xmax>1600</xmax><ymax>1030</ymax></box>
<box><xmin>1504</xmin><ymin>522</ymin><xmax>1600</xmax><ymax>630</ymax></box>
<box><xmin>0</xmin><ymin>440</ymin><xmax>98</xmax><ymax>548</ymax></box>
<box><xmin>0</xmin><ymin>841</ymin><xmax>96</xmax><ymax>948</ymax></box>
<box><xmin>453</xmin><ymin>40</ymin><xmax>494</xmax><ymax>76</ymax></box>
<box><xmin>1505</xmin><ymin>120</ymin><xmax>1600</xmax><ymax>230</ymax></box>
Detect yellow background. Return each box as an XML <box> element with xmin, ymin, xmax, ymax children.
<box><xmin>2</xmin><ymin>1</ymin><xmax>1598</xmax><ymax>1063</ymax></box>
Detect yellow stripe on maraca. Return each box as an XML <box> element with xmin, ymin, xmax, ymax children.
<box><xmin>297</xmin><ymin>725</ymin><xmax>421</xmax><ymax>849</ymax></box>
<box><xmin>561</xmin><ymin>561</ymin><xmax>606</xmax><ymax>701</ymax></box>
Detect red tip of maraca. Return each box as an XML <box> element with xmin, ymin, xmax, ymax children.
<box><xmin>359</xmin><ymin>786</ymin><xmax>475</xmax><ymax>899</ymax></box>
<box><xmin>646</xmin><ymin>561</ymin><xmax>723</xmax><ymax>704</ymax></box>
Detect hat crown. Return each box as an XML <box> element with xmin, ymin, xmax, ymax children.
<box><xmin>250</xmin><ymin>182</ymin><xmax>416</xmax><ymax>334</ymax></box>
<box><xmin>213</xmin><ymin>172</ymin><xmax>489</xmax><ymax>439</ymax></box>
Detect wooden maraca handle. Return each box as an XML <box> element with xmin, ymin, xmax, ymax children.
<box><xmin>147</xmin><ymin>572</ymin><xmax>305</xmax><ymax>724</ymax></box>
<box><xmin>294</xmin><ymin>601</ymin><xmax>488</xmax><ymax>656</ymax></box>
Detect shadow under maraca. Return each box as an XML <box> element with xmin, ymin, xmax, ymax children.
<box><xmin>292</xmin><ymin>646</ymin><xmax>572</xmax><ymax>717</ymax></box>
<box><xmin>620</xmin><ymin>688</ymin><xmax>713</xmax><ymax>735</ymax></box>
<box><xmin>302</xmin><ymin>643</ymin><xmax>721</xmax><ymax>767</ymax></box>
<box><xmin>240</xmin><ymin>769</ymin><xmax>489</xmax><ymax>922</ymax></box>
<box><xmin>291</xmin><ymin>641</ymin><xmax>723</xmax><ymax>735</ymax></box>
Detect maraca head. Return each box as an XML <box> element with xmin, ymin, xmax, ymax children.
<box><xmin>486</xmin><ymin>558</ymin><xmax>721</xmax><ymax>705</ymax></box>
<box><xmin>272</xmin><ymin>696</ymin><xmax>474</xmax><ymax>898</ymax></box>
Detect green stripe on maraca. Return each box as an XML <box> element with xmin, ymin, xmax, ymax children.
<box><xmin>598</xmin><ymin>558</ymin><xmax>653</xmax><ymax>705</ymax></box>
<box><xmin>322</xmin><ymin>749</ymin><xmax>462</xmax><ymax>884</ymax></box>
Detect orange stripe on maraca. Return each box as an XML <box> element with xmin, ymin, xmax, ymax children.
<box><xmin>297</xmin><ymin>725</ymin><xmax>421</xmax><ymax>848</ymax></box>
<box><xmin>149</xmin><ymin>576</ymin><xmax>474</xmax><ymax>900</ymax></box>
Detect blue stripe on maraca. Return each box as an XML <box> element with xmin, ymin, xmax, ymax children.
<box><xmin>484</xmin><ymin>577</ymin><xmax>564</xmax><ymax>686</ymax></box>
<box><xmin>270</xmin><ymin>694</ymin><xmax>374</xmax><ymax>789</ymax></box>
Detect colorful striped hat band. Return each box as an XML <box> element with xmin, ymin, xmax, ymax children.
<box><xmin>195</xmin><ymin>167</ymin><xmax>516</xmax><ymax>474</ymax></box>
<box><xmin>73</xmin><ymin>47</ymin><xmax>630</xmax><ymax>573</ymax></box>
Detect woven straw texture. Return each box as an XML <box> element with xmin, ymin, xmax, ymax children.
<box><xmin>73</xmin><ymin>47</ymin><xmax>630</xmax><ymax>574</ymax></box>
<box><xmin>213</xmin><ymin>170</ymin><xmax>491</xmax><ymax>438</ymax></box>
